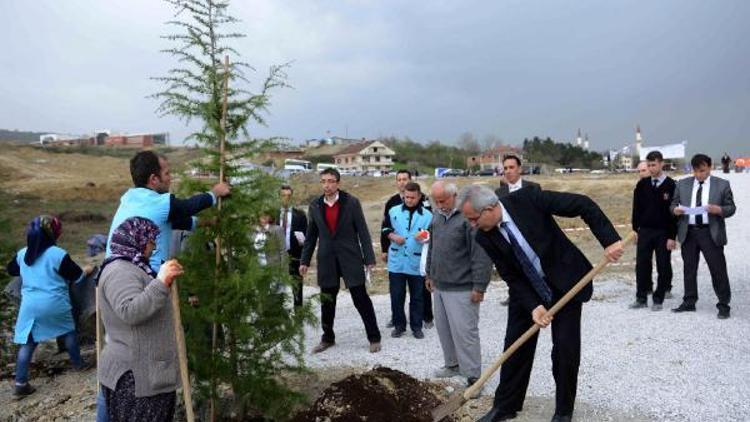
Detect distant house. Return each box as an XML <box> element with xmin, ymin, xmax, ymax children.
<box><xmin>334</xmin><ymin>140</ymin><xmax>395</xmax><ymax>174</ymax></box>
<box><xmin>103</xmin><ymin>133</ymin><xmax>166</xmax><ymax>148</ymax></box>
<box><xmin>466</xmin><ymin>145</ymin><xmax>524</xmax><ymax>170</ymax></box>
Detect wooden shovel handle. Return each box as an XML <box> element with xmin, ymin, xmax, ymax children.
<box><xmin>171</xmin><ymin>281</ymin><xmax>195</xmax><ymax>422</ymax></box>
<box><xmin>464</xmin><ymin>232</ymin><xmax>636</xmax><ymax>399</ymax></box>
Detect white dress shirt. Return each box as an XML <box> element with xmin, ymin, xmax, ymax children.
<box><xmin>498</xmin><ymin>203</ymin><xmax>545</xmax><ymax>277</ymax></box>
<box><xmin>280</xmin><ymin>208</ymin><xmax>292</xmax><ymax>251</ymax></box>
<box><xmin>689</xmin><ymin>176</ymin><xmax>710</xmax><ymax>225</ymax></box>
<box><xmin>651</xmin><ymin>173</ymin><xmax>667</xmax><ymax>188</ymax></box>
<box><xmin>508</xmin><ymin>178</ymin><xmax>524</xmax><ymax>193</ymax></box>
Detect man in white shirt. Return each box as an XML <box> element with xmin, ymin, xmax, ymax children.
<box><xmin>671</xmin><ymin>154</ymin><xmax>736</xmax><ymax>319</ymax></box>
<box><xmin>494</xmin><ymin>155</ymin><xmax>540</xmax><ymax>198</ymax></box>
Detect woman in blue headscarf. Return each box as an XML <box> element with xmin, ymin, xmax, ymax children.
<box><xmin>5</xmin><ymin>215</ymin><xmax>94</xmax><ymax>397</ymax></box>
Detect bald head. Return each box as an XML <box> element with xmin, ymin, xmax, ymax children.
<box><xmin>431</xmin><ymin>181</ymin><xmax>457</xmax><ymax>214</ymax></box>
<box><xmin>637</xmin><ymin>161</ymin><xmax>649</xmax><ymax>179</ymax></box>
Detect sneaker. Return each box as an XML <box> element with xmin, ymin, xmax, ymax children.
<box><xmin>386</xmin><ymin>319</ymin><xmax>395</xmax><ymax>328</ymax></box>
<box><xmin>13</xmin><ymin>383</ymin><xmax>36</xmax><ymax>399</ymax></box>
<box><xmin>413</xmin><ymin>329</ymin><xmax>425</xmax><ymax>339</ymax></box>
<box><xmin>433</xmin><ymin>365</ymin><xmax>460</xmax><ymax>378</ymax></box>
<box><xmin>628</xmin><ymin>300</ymin><xmax>648</xmax><ymax>309</ymax></box>
<box><xmin>311</xmin><ymin>341</ymin><xmax>335</xmax><ymax>354</ymax></box>
<box><xmin>391</xmin><ymin>328</ymin><xmax>406</xmax><ymax>338</ymax></box>
<box><xmin>651</xmin><ymin>303</ymin><xmax>663</xmax><ymax>311</ymax></box>
<box><xmin>717</xmin><ymin>309</ymin><xmax>730</xmax><ymax>319</ymax></box>
<box><xmin>424</xmin><ymin>320</ymin><xmax>434</xmax><ymax>329</ymax></box>
<box><xmin>369</xmin><ymin>342</ymin><xmax>382</xmax><ymax>353</ymax></box>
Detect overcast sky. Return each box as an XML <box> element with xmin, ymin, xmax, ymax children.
<box><xmin>1</xmin><ymin>0</ymin><xmax>748</xmax><ymax>156</ymax></box>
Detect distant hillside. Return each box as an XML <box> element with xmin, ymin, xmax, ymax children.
<box><xmin>0</xmin><ymin>129</ymin><xmax>50</xmax><ymax>144</ymax></box>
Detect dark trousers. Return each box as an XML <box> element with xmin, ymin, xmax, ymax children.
<box><xmin>635</xmin><ymin>228</ymin><xmax>673</xmax><ymax>304</ymax></box>
<box><xmin>493</xmin><ymin>299</ymin><xmax>582</xmax><ymax>417</ymax></box>
<box><xmin>288</xmin><ymin>259</ymin><xmax>303</xmax><ymax>307</ymax></box>
<box><xmin>388</xmin><ymin>272</ymin><xmax>425</xmax><ymax>332</ymax></box>
<box><xmin>681</xmin><ymin>227</ymin><xmax>731</xmax><ymax>311</ymax></box>
<box><xmin>320</xmin><ymin>284</ymin><xmax>381</xmax><ymax>344</ymax></box>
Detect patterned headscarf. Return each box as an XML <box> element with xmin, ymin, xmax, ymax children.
<box><xmin>24</xmin><ymin>215</ymin><xmax>62</xmax><ymax>265</ymax></box>
<box><xmin>100</xmin><ymin>217</ymin><xmax>160</xmax><ymax>278</ymax></box>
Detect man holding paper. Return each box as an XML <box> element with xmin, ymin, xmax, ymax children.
<box><xmin>671</xmin><ymin>154</ymin><xmax>736</xmax><ymax>319</ymax></box>
<box><xmin>280</xmin><ymin>185</ymin><xmax>308</xmax><ymax>307</ymax></box>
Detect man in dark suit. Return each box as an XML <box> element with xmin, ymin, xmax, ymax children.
<box><xmin>381</xmin><ymin>169</ymin><xmax>434</xmax><ymax>328</ymax></box>
<box><xmin>280</xmin><ymin>185</ymin><xmax>308</xmax><ymax>307</ymax></box>
<box><xmin>458</xmin><ymin>184</ymin><xmax>624</xmax><ymax>422</ymax></box>
<box><xmin>300</xmin><ymin>168</ymin><xmax>382</xmax><ymax>353</ymax></box>
<box><xmin>630</xmin><ymin>150</ymin><xmax>677</xmax><ymax>311</ymax></box>
<box><xmin>671</xmin><ymin>154</ymin><xmax>736</xmax><ymax>319</ymax></box>
<box><xmin>494</xmin><ymin>155</ymin><xmax>540</xmax><ymax>198</ymax></box>
<box><xmin>495</xmin><ymin>154</ymin><xmax>540</xmax><ymax>307</ymax></box>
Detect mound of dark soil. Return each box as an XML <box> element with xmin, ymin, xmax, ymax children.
<box><xmin>291</xmin><ymin>366</ymin><xmax>452</xmax><ymax>422</ymax></box>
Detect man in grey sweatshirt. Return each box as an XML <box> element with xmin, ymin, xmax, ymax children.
<box><xmin>425</xmin><ymin>181</ymin><xmax>493</xmax><ymax>386</ymax></box>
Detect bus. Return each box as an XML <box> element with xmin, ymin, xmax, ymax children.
<box><xmin>284</xmin><ymin>158</ymin><xmax>312</xmax><ymax>173</ymax></box>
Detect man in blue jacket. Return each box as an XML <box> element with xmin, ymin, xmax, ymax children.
<box><xmin>384</xmin><ymin>182</ymin><xmax>433</xmax><ymax>339</ymax></box>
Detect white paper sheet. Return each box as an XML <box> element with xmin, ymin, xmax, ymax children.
<box><xmin>679</xmin><ymin>206</ymin><xmax>707</xmax><ymax>215</ymax></box>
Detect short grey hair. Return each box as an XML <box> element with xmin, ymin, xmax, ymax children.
<box><xmin>457</xmin><ymin>184</ymin><xmax>499</xmax><ymax>212</ymax></box>
<box><xmin>431</xmin><ymin>180</ymin><xmax>457</xmax><ymax>196</ymax></box>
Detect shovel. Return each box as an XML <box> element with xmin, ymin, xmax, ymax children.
<box><xmin>170</xmin><ymin>278</ymin><xmax>196</xmax><ymax>422</ymax></box>
<box><xmin>432</xmin><ymin>232</ymin><xmax>636</xmax><ymax>421</ymax></box>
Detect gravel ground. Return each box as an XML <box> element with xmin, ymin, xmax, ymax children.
<box><xmin>303</xmin><ymin>172</ymin><xmax>750</xmax><ymax>421</ymax></box>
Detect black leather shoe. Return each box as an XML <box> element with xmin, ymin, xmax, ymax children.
<box><xmin>718</xmin><ymin>309</ymin><xmax>730</xmax><ymax>319</ymax></box>
<box><xmin>477</xmin><ymin>408</ymin><xmax>516</xmax><ymax>422</ymax></box>
<box><xmin>671</xmin><ymin>303</ymin><xmax>696</xmax><ymax>313</ymax></box>
<box><xmin>551</xmin><ymin>415</ymin><xmax>572</xmax><ymax>422</ymax></box>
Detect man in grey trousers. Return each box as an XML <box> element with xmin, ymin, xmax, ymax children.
<box><xmin>425</xmin><ymin>181</ymin><xmax>493</xmax><ymax>386</ymax></box>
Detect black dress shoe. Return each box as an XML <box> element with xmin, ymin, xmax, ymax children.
<box><xmin>477</xmin><ymin>407</ymin><xmax>516</xmax><ymax>422</ymax></box>
<box><xmin>551</xmin><ymin>415</ymin><xmax>572</xmax><ymax>422</ymax></box>
<box><xmin>671</xmin><ymin>303</ymin><xmax>696</xmax><ymax>313</ymax></box>
<box><xmin>718</xmin><ymin>308</ymin><xmax>730</xmax><ymax>319</ymax></box>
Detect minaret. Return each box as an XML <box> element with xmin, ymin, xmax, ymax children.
<box><xmin>576</xmin><ymin>128</ymin><xmax>582</xmax><ymax>146</ymax></box>
<box><xmin>635</xmin><ymin>125</ymin><xmax>643</xmax><ymax>156</ymax></box>
<box><xmin>583</xmin><ymin>133</ymin><xmax>589</xmax><ymax>150</ymax></box>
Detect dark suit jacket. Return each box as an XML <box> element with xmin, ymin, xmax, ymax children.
<box><xmin>670</xmin><ymin>176</ymin><xmax>736</xmax><ymax>246</ymax></box>
<box><xmin>475</xmin><ymin>187</ymin><xmax>621</xmax><ymax>313</ymax></box>
<box><xmin>284</xmin><ymin>207</ymin><xmax>308</xmax><ymax>259</ymax></box>
<box><xmin>301</xmin><ymin>190</ymin><xmax>376</xmax><ymax>288</ymax></box>
<box><xmin>495</xmin><ymin>179</ymin><xmax>541</xmax><ymax>198</ymax></box>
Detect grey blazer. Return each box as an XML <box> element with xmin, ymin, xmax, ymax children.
<box><xmin>98</xmin><ymin>259</ymin><xmax>178</xmax><ymax>397</ymax></box>
<box><xmin>670</xmin><ymin>176</ymin><xmax>736</xmax><ymax>246</ymax></box>
<box><xmin>495</xmin><ymin>179</ymin><xmax>541</xmax><ymax>198</ymax></box>
<box><xmin>301</xmin><ymin>190</ymin><xmax>376</xmax><ymax>289</ymax></box>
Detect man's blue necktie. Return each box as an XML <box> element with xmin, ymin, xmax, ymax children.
<box><xmin>500</xmin><ymin>222</ymin><xmax>553</xmax><ymax>303</ymax></box>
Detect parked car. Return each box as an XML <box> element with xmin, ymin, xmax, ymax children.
<box><xmin>476</xmin><ymin>168</ymin><xmax>495</xmax><ymax>176</ymax></box>
<box><xmin>441</xmin><ymin>169</ymin><xmax>465</xmax><ymax>177</ymax></box>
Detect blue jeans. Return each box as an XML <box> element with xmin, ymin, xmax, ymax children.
<box><xmin>389</xmin><ymin>272</ymin><xmax>425</xmax><ymax>332</ymax></box>
<box><xmin>96</xmin><ymin>386</ymin><xmax>109</xmax><ymax>422</ymax></box>
<box><xmin>15</xmin><ymin>330</ymin><xmax>82</xmax><ymax>384</ymax></box>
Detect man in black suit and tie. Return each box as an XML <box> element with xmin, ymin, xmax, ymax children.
<box><xmin>300</xmin><ymin>168</ymin><xmax>382</xmax><ymax>353</ymax></box>
<box><xmin>495</xmin><ymin>155</ymin><xmax>540</xmax><ymax>198</ymax></box>
<box><xmin>630</xmin><ymin>150</ymin><xmax>677</xmax><ymax>311</ymax></box>
<box><xmin>280</xmin><ymin>185</ymin><xmax>308</xmax><ymax>307</ymax></box>
<box><xmin>459</xmin><ymin>184</ymin><xmax>624</xmax><ymax>422</ymax></box>
<box><xmin>671</xmin><ymin>154</ymin><xmax>736</xmax><ymax>319</ymax></box>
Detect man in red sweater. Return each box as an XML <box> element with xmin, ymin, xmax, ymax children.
<box><xmin>300</xmin><ymin>168</ymin><xmax>381</xmax><ymax>353</ymax></box>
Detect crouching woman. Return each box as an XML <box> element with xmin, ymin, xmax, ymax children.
<box><xmin>97</xmin><ymin>217</ymin><xmax>183</xmax><ymax>422</ymax></box>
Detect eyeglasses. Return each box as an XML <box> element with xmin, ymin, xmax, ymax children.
<box><xmin>465</xmin><ymin>207</ymin><xmax>490</xmax><ymax>224</ymax></box>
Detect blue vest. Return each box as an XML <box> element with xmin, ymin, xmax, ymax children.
<box><xmin>14</xmin><ymin>246</ymin><xmax>75</xmax><ymax>343</ymax></box>
<box><xmin>108</xmin><ymin>187</ymin><xmax>171</xmax><ymax>273</ymax></box>
<box><xmin>387</xmin><ymin>205</ymin><xmax>433</xmax><ymax>275</ymax></box>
